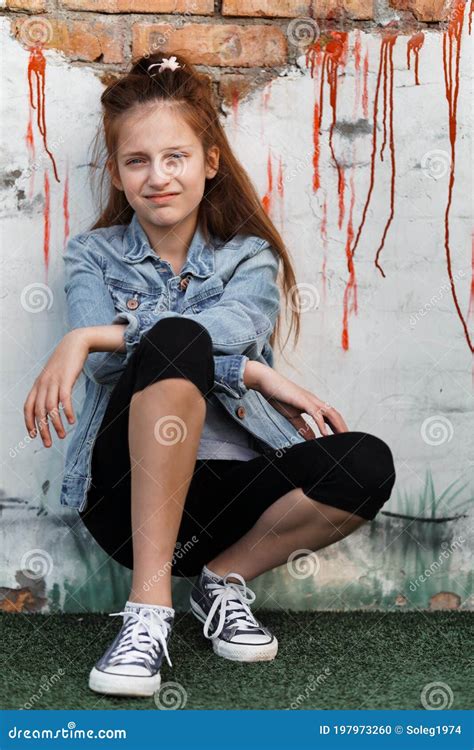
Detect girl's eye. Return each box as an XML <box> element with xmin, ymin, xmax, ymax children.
<box><xmin>168</xmin><ymin>153</ymin><xmax>185</xmax><ymax>159</ymax></box>
<box><xmin>126</xmin><ymin>158</ymin><xmax>145</xmax><ymax>165</ymax></box>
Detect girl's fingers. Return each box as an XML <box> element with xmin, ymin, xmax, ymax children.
<box><xmin>59</xmin><ymin>387</ymin><xmax>75</xmax><ymax>425</ymax></box>
<box><xmin>35</xmin><ymin>387</ymin><xmax>53</xmax><ymax>447</ymax></box>
<box><xmin>46</xmin><ymin>385</ymin><xmax>66</xmax><ymax>439</ymax></box>
<box><xmin>324</xmin><ymin>407</ymin><xmax>348</xmax><ymax>433</ymax></box>
<box><xmin>24</xmin><ymin>387</ymin><xmax>38</xmax><ymax>437</ymax></box>
<box><xmin>313</xmin><ymin>401</ymin><xmax>349</xmax><ymax>434</ymax></box>
<box><xmin>311</xmin><ymin>409</ymin><xmax>329</xmax><ymax>437</ymax></box>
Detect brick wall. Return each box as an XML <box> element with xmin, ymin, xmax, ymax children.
<box><xmin>3</xmin><ymin>0</ymin><xmax>463</xmax><ymax>104</ymax></box>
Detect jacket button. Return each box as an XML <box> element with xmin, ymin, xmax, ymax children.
<box><xmin>126</xmin><ymin>298</ymin><xmax>139</xmax><ymax>310</ymax></box>
<box><xmin>236</xmin><ymin>406</ymin><xmax>246</xmax><ymax>419</ymax></box>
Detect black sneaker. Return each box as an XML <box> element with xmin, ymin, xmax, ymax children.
<box><xmin>88</xmin><ymin>601</ymin><xmax>174</xmax><ymax>696</ymax></box>
<box><xmin>190</xmin><ymin>565</ymin><xmax>278</xmax><ymax>662</ymax></box>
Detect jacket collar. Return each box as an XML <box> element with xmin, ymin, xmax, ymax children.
<box><xmin>122</xmin><ymin>212</ymin><xmax>215</xmax><ymax>278</ymax></box>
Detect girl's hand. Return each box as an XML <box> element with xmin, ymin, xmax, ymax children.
<box><xmin>249</xmin><ymin>361</ymin><xmax>349</xmax><ymax>438</ymax></box>
<box><xmin>23</xmin><ymin>329</ymin><xmax>90</xmax><ymax>448</ymax></box>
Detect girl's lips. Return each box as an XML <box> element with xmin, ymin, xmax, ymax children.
<box><xmin>146</xmin><ymin>193</ymin><xmax>179</xmax><ymax>204</ymax></box>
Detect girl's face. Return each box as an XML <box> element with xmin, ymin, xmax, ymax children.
<box><xmin>110</xmin><ymin>103</ymin><xmax>219</xmax><ymax>228</ymax></box>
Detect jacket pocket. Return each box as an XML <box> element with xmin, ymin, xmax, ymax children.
<box><xmin>183</xmin><ymin>279</ymin><xmax>224</xmax><ymax>313</ymax></box>
<box><xmin>106</xmin><ymin>277</ymin><xmax>165</xmax><ymax>313</ymax></box>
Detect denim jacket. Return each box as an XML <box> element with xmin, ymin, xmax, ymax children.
<box><xmin>60</xmin><ymin>212</ymin><xmax>306</xmax><ymax>511</ymax></box>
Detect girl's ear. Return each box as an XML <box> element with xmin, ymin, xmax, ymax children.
<box><xmin>107</xmin><ymin>158</ymin><xmax>124</xmax><ymax>191</ymax></box>
<box><xmin>205</xmin><ymin>145</ymin><xmax>220</xmax><ymax>180</ymax></box>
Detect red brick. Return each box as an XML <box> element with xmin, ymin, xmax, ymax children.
<box><xmin>311</xmin><ymin>0</ymin><xmax>374</xmax><ymax>19</ymax></box>
<box><xmin>219</xmin><ymin>70</ymin><xmax>281</xmax><ymax>106</ymax></box>
<box><xmin>222</xmin><ymin>0</ymin><xmax>308</xmax><ymax>16</ymax></box>
<box><xmin>389</xmin><ymin>0</ymin><xmax>449</xmax><ymax>21</ymax></box>
<box><xmin>222</xmin><ymin>0</ymin><xmax>374</xmax><ymax>19</ymax></box>
<box><xmin>60</xmin><ymin>0</ymin><xmax>213</xmax><ymax>13</ymax></box>
<box><xmin>13</xmin><ymin>17</ymin><xmax>126</xmax><ymax>63</ymax></box>
<box><xmin>132</xmin><ymin>22</ymin><xmax>288</xmax><ymax>67</ymax></box>
<box><xmin>6</xmin><ymin>0</ymin><xmax>46</xmax><ymax>10</ymax></box>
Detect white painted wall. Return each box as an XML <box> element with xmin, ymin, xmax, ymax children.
<box><xmin>1</xmin><ymin>17</ymin><xmax>472</xmax><ymax>612</ymax></box>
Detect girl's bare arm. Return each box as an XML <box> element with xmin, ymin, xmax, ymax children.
<box><xmin>23</xmin><ymin>325</ymin><xmax>127</xmax><ymax>447</ymax></box>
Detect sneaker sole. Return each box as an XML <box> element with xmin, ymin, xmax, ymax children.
<box><xmin>89</xmin><ymin>667</ymin><xmax>161</xmax><ymax>697</ymax></box>
<box><xmin>190</xmin><ymin>598</ymin><xmax>278</xmax><ymax>662</ymax></box>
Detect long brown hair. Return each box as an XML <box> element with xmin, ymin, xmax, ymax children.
<box><xmin>89</xmin><ymin>51</ymin><xmax>301</xmax><ymax>354</ymax></box>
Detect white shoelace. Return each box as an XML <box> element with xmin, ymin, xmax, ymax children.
<box><xmin>107</xmin><ymin>608</ymin><xmax>173</xmax><ymax>668</ymax></box>
<box><xmin>202</xmin><ymin>572</ymin><xmax>263</xmax><ymax>640</ymax></box>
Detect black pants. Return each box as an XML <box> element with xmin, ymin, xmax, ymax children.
<box><xmin>78</xmin><ymin>318</ymin><xmax>396</xmax><ymax>577</ymax></box>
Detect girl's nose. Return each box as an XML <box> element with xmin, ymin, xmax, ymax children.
<box><xmin>149</xmin><ymin>155</ymin><xmax>180</xmax><ymax>187</ymax></box>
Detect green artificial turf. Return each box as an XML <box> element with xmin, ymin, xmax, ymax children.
<box><xmin>1</xmin><ymin>611</ymin><xmax>472</xmax><ymax>710</ymax></box>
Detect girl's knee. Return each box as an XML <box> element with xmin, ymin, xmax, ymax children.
<box><xmin>141</xmin><ymin>317</ymin><xmax>213</xmax><ymax>359</ymax></box>
<box><xmin>351</xmin><ymin>432</ymin><xmax>396</xmax><ymax>506</ymax></box>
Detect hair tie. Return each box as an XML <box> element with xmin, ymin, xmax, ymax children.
<box><xmin>148</xmin><ymin>56</ymin><xmax>182</xmax><ymax>74</ymax></box>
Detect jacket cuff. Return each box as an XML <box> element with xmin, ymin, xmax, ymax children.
<box><xmin>213</xmin><ymin>354</ymin><xmax>249</xmax><ymax>398</ymax></box>
<box><xmin>112</xmin><ymin>311</ymin><xmax>142</xmax><ymax>353</ymax></box>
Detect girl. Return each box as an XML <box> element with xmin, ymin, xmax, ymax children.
<box><xmin>23</xmin><ymin>52</ymin><xmax>396</xmax><ymax>698</ymax></box>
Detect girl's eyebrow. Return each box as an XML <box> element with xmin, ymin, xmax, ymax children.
<box><xmin>122</xmin><ymin>145</ymin><xmax>194</xmax><ymax>157</ymax></box>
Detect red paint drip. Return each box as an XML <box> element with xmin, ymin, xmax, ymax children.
<box><xmin>469</xmin><ymin>0</ymin><xmax>473</xmax><ymax>34</ymax></box>
<box><xmin>231</xmin><ymin>88</ymin><xmax>239</xmax><ymax>126</ymax></box>
<box><xmin>43</xmin><ymin>171</ymin><xmax>50</xmax><ymax>274</ymax></box>
<box><xmin>262</xmin><ymin>81</ymin><xmax>272</xmax><ymax>110</ymax></box>
<box><xmin>342</xmin><ymin>168</ymin><xmax>358</xmax><ymax>351</ymax></box>
<box><xmin>349</xmin><ymin>33</ymin><xmax>398</xmax><ymax>279</ymax></box>
<box><xmin>353</xmin><ymin>31</ymin><xmax>362</xmax><ymax>118</ymax></box>
<box><xmin>25</xmin><ymin>108</ymin><xmax>35</xmax><ymax>198</ymax></box>
<box><xmin>312</xmin><ymin>101</ymin><xmax>321</xmax><ymax>192</ymax></box>
<box><xmin>262</xmin><ymin>150</ymin><xmax>273</xmax><ymax>214</ymax></box>
<box><xmin>277</xmin><ymin>156</ymin><xmax>284</xmax><ymax>199</ymax></box>
<box><xmin>442</xmin><ymin>1</ymin><xmax>473</xmax><ymax>352</ymax></box>
<box><xmin>27</xmin><ymin>47</ymin><xmax>60</xmax><ymax>183</ymax></box>
<box><xmin>375</xmin><ymin>36</ymin><xmax>397</xmax><ymax>277</ymax></box>
<box><xmin>380</xmin><ymin>41</ymin><xmax>389</xmax><ymax>161</ymax></box>
<box><xmin>362</xmin><ymin>50</ymin><xmax>369</xmax><ymax>119</ymax></box>
<box><xmin>407</xmin><ymin>32</ymin><xmax>425</xmax><ymax>85</ymax></box>
<box><xmin>306</xmin><ymin>33</ymin><xmax>348</xmax><ymax>229</ymax></box>
<box><xmin>63</xmin><ymin>165</ymin><xmax>70</xmax><ymax>249</ymax></box>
